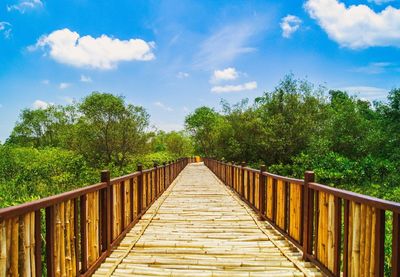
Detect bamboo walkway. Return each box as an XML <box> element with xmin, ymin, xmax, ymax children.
<box><xmin>94</xmin><ymin>163</ymin><xmax>323</xmax><ymax>277</ymax></box>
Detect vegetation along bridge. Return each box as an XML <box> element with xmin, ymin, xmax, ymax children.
<box><xmin>0</xmin><ymin>158</ymin><xmax>400</xmax><ymax>276</ymax></box>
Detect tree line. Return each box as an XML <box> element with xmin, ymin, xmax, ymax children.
<box><xmin>185</xmin><ymin>74</ymin><xmax>400</xmax><ymax>202</ymax></box>
<box><xmin>0</xmin><ymin>92</ymin><xmax>194</xmax><ymax>207</ymax></box>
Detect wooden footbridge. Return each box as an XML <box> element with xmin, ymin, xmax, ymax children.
<box><xmin>1</xmin><ymin>158</ymin><xmax>400</xmax><ymax>276</ymax></box>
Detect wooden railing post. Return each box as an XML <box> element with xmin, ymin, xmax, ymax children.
<box><xmin>303</xmin><ymin>171</ymin><xmax>315</xmax><ymax>261</ymax></box>
<box><xmin>137</xmin><ymin>164</ymin><xmax>143</xmax><ymax>217</ymax></box>
<box><xmin>231</xmin><ymin>162</ymin><xmax>235</xmax><ymax>188</ymax></box>
<box><xmin>259</xmin><ymin>165</ymin><xmax>267</xmax><ymax>219</ymax></box>
<box><xmin>101</xmin><ymin>170</ymin><xmax>111</xmax><ymax>254</ymax></box>
<box><xmin>241</xmin><ymin>162</ymin><xmax>246</xmax><ymax>198</ymax></box>
<box><xmin>163</xmin><ymin>162</ymin><xmax>166</xmax><ymax>192</ymax></box>
<box><xmin>154</xmin><ymin>162</ymin><xmax>158</xmax><ymax>198</ymax></box>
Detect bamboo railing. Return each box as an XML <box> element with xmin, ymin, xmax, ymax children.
<box><xmin>0</xmin><ymin>158</ymin><xmax>193</xmax><ymax>277</ymax></box>
<box><xmin>204</xmin><ymin>158</ymin><xmax>400</xmax><ymax>277</ymax></box>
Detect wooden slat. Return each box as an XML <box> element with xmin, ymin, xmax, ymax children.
<box><xmin>276</xmin><ymin>180</ymin><xmax>286</xmax><ymax>230</ymax></box>
<box><xmin>46</xmin><ymin>207</ymin><xmax>55</xmax><ymax>277</ymax></box>
<box><xmin>80</xmin><ymin>195</ymin><xmax>87</xmax><ymax>273</ymax></box>
<box><xmin>393</xmin><ymin>212</ymin><xmax>400</xmax><ymax>277</ymax></box>
<box><xmin>93</xmin><ymin>163</ymin><xmax>321</xmax><ymax>277</ymax></box>
<box><xmin>34</xmin><ymin>210</ymin><xmax>42</xmax><ymax>277</ymax></box>
<box><xmin>289</xmin><ymin>183</ymin><xmax>302</xmax><ymax>243</ymax></box>
<box><xmin>266</xmin><ymin>176</ymin><xmax>273</xmax><ymax>220</ymax></box>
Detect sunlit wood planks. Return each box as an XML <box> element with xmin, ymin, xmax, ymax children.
<box><xmin>94</xmin><ymin>163</ymin><xmax>322</xmax><ymax>277</ymax></box>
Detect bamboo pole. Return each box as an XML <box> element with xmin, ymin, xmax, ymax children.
<box><xmin>60</xmin><ymin>202</ymin><xmax>66</xmax><ymax>277</ymax></box>
<box><xmin>55</xmin><ymin>204</ymin><xmax>61</xmax><ymax>277</ymax></box>
<box><xmin>352</xmin><ymin>203</ymin><xmax>361</xmax><ymax>277</ymax></box>
<box><xmin>360</xmin><ymin>204</ymin><xmax>366</xmax><ymax>277</ymax></box>
<box><xmin>364</xmin><ymin>206</ymin><xmax>372</xmax><ymax>277</ymax></box>
<box><xmin>30</xmin><ymin>212</ymin><xmax>36</xmax><ymax>277</ymax></box>
<box><xmin>327</xmin><ymin>194</ymin><xmax>335</xmax><ymax>271</ymax></box>
<box><xmin>94</xmin><ymin>191</ymin><xmax>99</xmax><ymax>261</ymax></box>
<box><xmin>10</xmin><ymin>217</ymin><xmax>19</xmax><ymax>276</ymax></box>
<box><xmin>88</xmin><ymin>192</ymin><xmax>93</xmax><ymax>266</ymax></box>
<box><xmin>71</xmin><ymin>200</ymin><xmax>77</xmax><ymax>277</ymax></box>
<box><xmin>267</xmin><ymin>177</ymin><xmax>273</xmax><ymax>220</ymax></box>
<box><xmin>369</xmin><ymin>208</ymin><xmax>376</xmax><ymax>276</ymax></box>
<box><xmin>23</xmin><ymin>213</ymin><xmax>32</xmax><ymax>277</ymax></box>
<box><xmin>65</xmin><ymin>200</ymin><xmax>72</xmax><ymax>277</ymax></box>
<box><xmin>0</xmin><ymin>220</ymin><xmax>6</xmax><ymax>276</ymax></box>
<box><xmin>6</xmin><ymin>219</ymin><xmax>11</xmax><ymax>274</ymax></box>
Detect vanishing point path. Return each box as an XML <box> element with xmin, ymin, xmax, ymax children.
<box><xmin>94</xmin><ymin>163</ymin><xmax>322</xmax><ymax>277</ymax></box>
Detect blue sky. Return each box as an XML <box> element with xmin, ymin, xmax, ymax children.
<box><xmin>0</xmin><ymin>0</ymin><xmax>400</xmax><ymax>142</ymax></box>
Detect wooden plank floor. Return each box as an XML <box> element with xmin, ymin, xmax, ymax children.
<box><xmin>94</xmin><ymin>163</ymin><xmax>323</xmax><ymax>277</ymax></box>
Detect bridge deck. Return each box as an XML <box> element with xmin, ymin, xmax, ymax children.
<box><xmin>94</xmin><ymin>163</ymin><xmax>322</xmax><ymax>276</ymax></box>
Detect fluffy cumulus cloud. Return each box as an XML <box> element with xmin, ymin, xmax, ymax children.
<box><xmin>0</xmin><ymin>22</ymin><xmax>12</xmax><ymax>39</ymax></box>
<box><xmin>211</xmin><ymin>81</ymin><xmax>257</xmax><ymax>93</ymax></box>
<box><xmin>31</xmin><ymin>28</ymin><xmax>155</xmax><ymax>69</ymax></box>
<box><xmin>212</xmin><ymin>67</ymin><xmax>239</xmax><ymax>82</ymax></box>
<box><xmin>305</xmin><ymin>0</ymin><xmax>400</xmax><ymax>49</ymax></box>
<box><xmin>280</xmin><ymin>15</ymin><xmax>302</xmax><ymax>38</ymax></box>
<box><xmin>32</xmin><ymin>100</ymin><xmax>50</xmax><ymax>109</ymax></box>
<box><xmin>7</xmin><ymin>0</ymin><xmax>43</xmax><ymax>13</ymax></box>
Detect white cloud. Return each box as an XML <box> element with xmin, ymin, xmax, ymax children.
<box><xmin>280</xmin><ymin>15</ymin><xmax>302</xmax><ymax>38</ymax></box>
<box><xmin>32</xmin><ymin>100</ymin><xmax>50</xmax><ymax>109</ymax></box>
<box><xmin>212</xmin><ymin>67</ymin><xmax>239</xmax><ymax>82</ymax></box>
<box><xmin>41</xmin><ymin>79</ymin><xmax>49</xmax><ymax>85</ymax></box>
<box><xmin>154</xmin><ymin>101</ymin><xmax>173</xmax><ymax>112</ymax></box>
<box><xmin>177</xmin><ymin>72</ymin><xmax>189</xmax><ymax>78</ymax></box>
<box><xmin>30</xmin><ymin>28</ymin><xmax>155</xmax><ymax>69</ymax></box>
<box><xmin>80</xmin><ymin>74</ymin><xmax>92</xmax><ymax>82</ymax></box>
<box><xmin>7</xmin><ymin>0</ymin><xmax>43</xmax><ymax>13</ymax></box>
<box><xmin>352</xmin><ymin>62</ymin><xmax>392</xmax><ymax>74</ymax></box>
<box><xmin>339</xmin><ymin>86</ymin><xmax>388</xmax><ymax>101</ymax></box>
<box><xmin>211</xmin><ymin>81</ymin><xmax>257</xmax><ymax>93</ymax></box>
<box><xmin>305</xmin><ymin>0</ymin><xmax>400</xmax><ymax>49</ymax></box>
<box><xmin>0</xmin><ymin>22</ymin><xmax>12</xmax><ymax>39</ymax></box>
<box><xmin>195</xmin><ymin>22</ymin><xmax>261</xmax><ymax>69</ymax></box>
<box><xmin>182</xmin><ymin>106</ymin><xmax>190</xmax><ymax>112</ymax></box>
<box><xmin>367</xmin><ymin>0</ymin><xmax>394</xmax><ymax>5</ymax></box>
<box><xmin>59</xmin><ymin>82</ymin><xmax>70</xmax><ymax>89</ymax></box>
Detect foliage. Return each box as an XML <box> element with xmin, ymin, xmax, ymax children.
<box><xmin>148</xmin><ymin>131</ymin><xmax>194</xmax><ymax>158</ymax></box>
<box><xmin>0</xmin><ymin>92</ymin><xmax>191</xmax><ymax>208</ymax></box>
<box><xmin>76</xmin><ymin>92</ymin><xmax>149</xmax><ymax>168</ymax></box>
<box><xmin>185</xmin><ymin>74</ymin><xmax>400</xmax><ymax>202</ymax></box>
<box><xmin>0</xmin><ymin>145</ymin><xmax>97</xmax><ymax>208</ymax></box>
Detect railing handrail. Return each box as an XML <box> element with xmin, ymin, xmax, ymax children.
<box><xmin>0</xmin><ymin>181</ymin><xmax>107</xmax><ymax>220</ymax></box>
<box><xmin>215</xmin><ymin>160</ymin><xmax>400</xmax><ymax>210</ymax></box>
<box><xmin>204</xmin><ymin>157</ymin><xmax>400</xmax><ymax>277</ymax></box>
<box><xmin>309</xmin><ymin>181</ymin><xmax>400</xmax><ymax>213</ymax></box>
<box><xmin>0</xmin><ymin>156</ymin><xmax>197</xmax><ymax>277</ymax></box>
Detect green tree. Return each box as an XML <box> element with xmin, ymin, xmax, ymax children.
<box><xmin>185</xmin><ymin>107</ymin><xmax>223</xmax><ymax>156</ymax></box>
<box><xmin>7</xmin><ymin>105</ymin><xmax>77</xmax><ymax>148</ymax></box>
<box><xmin>76</xmin><ymin>92</ymin><xmax>149</xmax><ymax>168</ymax></box>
